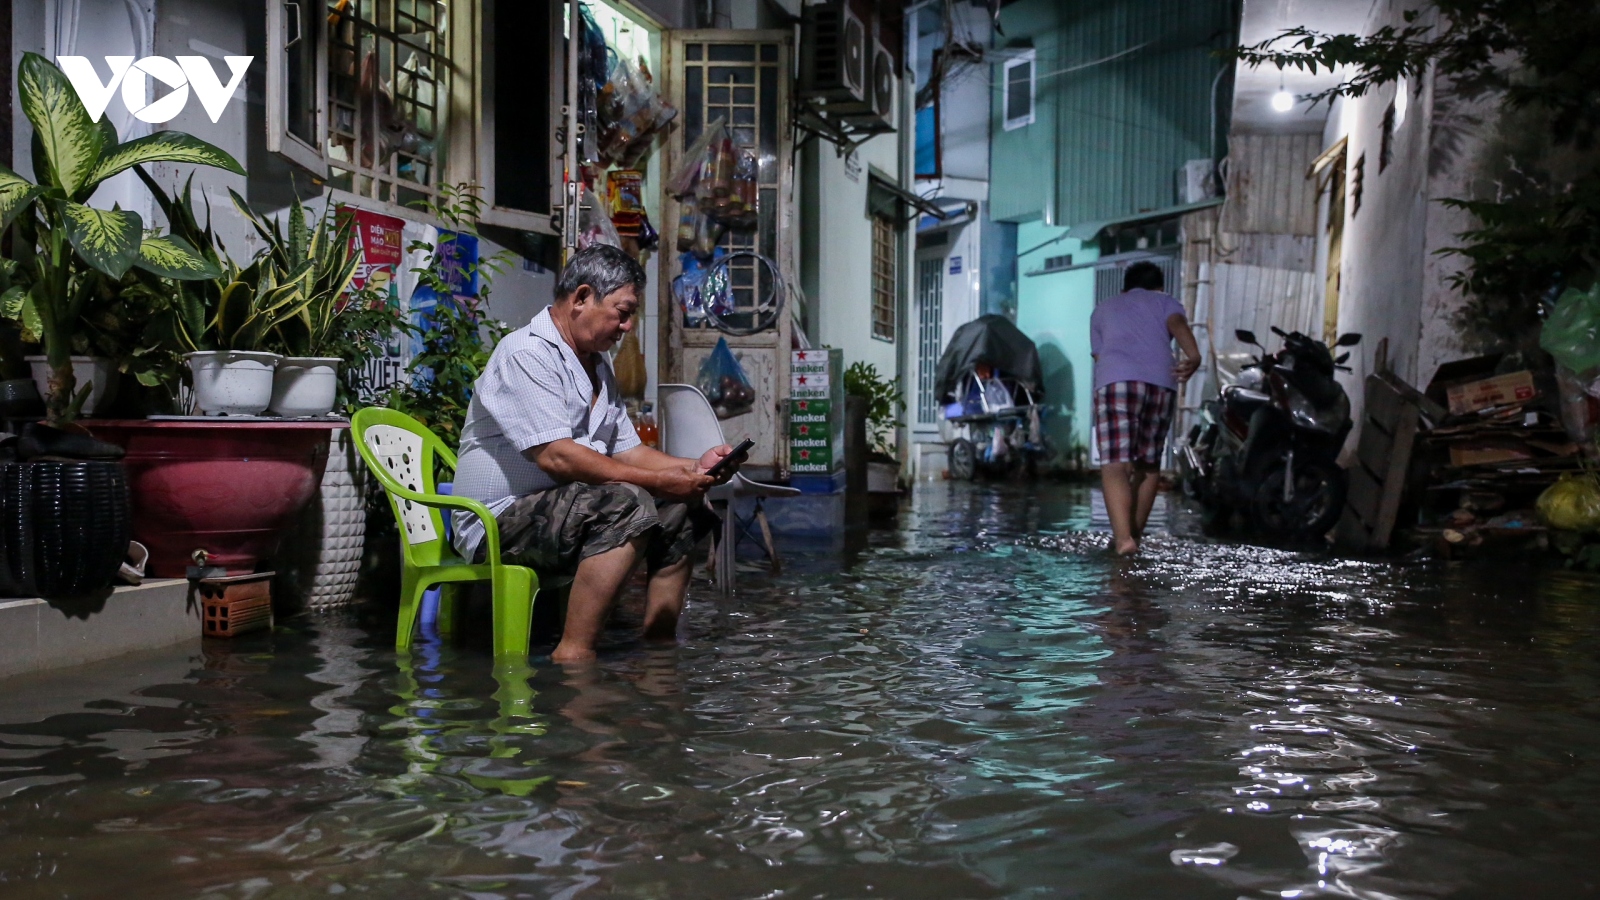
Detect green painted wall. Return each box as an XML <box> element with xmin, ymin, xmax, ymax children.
<box><xmin>990</xmin><ymin>0</ymin><xmax>1237</xmax><ymax>226</ymax></box>
<box><xmin>1013</xmin><ymin>225</ymin><xmax>1098</xmax><ymax>461</ymax></box>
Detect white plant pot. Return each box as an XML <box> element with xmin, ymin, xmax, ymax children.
<box><xmin>185</xmin><ymin>351</ymin><xmax>280</xmax><ymax>416</ymax></box>
<box><xmin>269</xmin><ymin>357</ymin><xmax>341</xmax><ymax>418</ymax></box>
<box><xmin>25</xmin><ymin>355</ymin><xmax>117</xmax><ymax>416</ymax></box>
<box><xmin>867</xmin><ymin>460</ymin><xmax>901</xmax><ymax>494</ymax></box>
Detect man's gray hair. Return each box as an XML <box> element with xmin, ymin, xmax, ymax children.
<box><xmin>555</xmin><ymin>244</ymin><xmax>646</xmax><ymax>304</ymax></box>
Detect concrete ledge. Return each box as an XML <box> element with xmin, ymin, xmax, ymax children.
<box><xmin>0</xmin><ymin>579</ymin><xmax>200</xmax><ymax>681</ymax></box>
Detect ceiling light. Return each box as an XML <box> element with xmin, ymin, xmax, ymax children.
<box><xmin>1271</xmin><ymin>89</ymin><xmax>1295</xmax><ymax>113</ymax></box>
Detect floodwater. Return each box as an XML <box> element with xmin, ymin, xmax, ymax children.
<box><xmin>2</xmin><ymin>482</ymin><xmax>1598</xmax><ymax>900</ymax></box>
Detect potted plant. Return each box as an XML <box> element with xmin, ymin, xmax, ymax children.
<box><xmin>0</xmin><ymin>53</ymin><xmax>240</xmax><ymax>597</ymax></box>
<box><xmin>0</xmin><ymin>53</ymin><xmax>240</xmax><ymax>423</ymax></box>
<box><xmin>216</xmin><ymin>191</ymin><xmax>364</xmax><ymax>417</ymax></box>
<box><xmin>844</xmin><ymin>361</ymin><xmax>906</xmax><ymax>494</ymax></box>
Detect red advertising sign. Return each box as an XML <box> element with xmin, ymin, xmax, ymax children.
<box><xmin>340</xmin><ymin>206</ymin><xmax>405</xmax><ymax>298</ymax></box>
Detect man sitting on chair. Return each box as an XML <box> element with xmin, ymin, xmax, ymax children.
<box><xmin>451</xmin><ymin>244</ymin><xmax>742</xmax><ymax>663</ymax></box>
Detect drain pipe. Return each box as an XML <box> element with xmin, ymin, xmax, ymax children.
<box><xmin>1209</xmin><ymin>63</ymin><xmax>1228</xmax><ymax>194</ymax></box>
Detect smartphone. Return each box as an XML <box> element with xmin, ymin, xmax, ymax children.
<box><xmin>704</xmin><ymin>438</ymin><xmax>755</xmax><ymax>479</ymax></box>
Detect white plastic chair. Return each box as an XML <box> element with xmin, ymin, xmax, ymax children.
<box><xmin>658</xmin><ymin>384</ymin><xmax>800</xmax><ymax>595</ymax></box>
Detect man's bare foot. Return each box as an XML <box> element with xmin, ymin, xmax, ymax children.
<box><xmin>1114</xmin><ymin>537</ymin><xmax>1140</xmax><ymax>556</ymax></box>
<box><xmin>550</xmin><ymin>642</ymin><xmax>598</xmax><ymax>664</ymax></box>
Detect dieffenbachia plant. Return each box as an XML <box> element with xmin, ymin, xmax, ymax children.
<box><xmin>0</xmin><ymin>52</ymin><xmax>243</xmax><ymax>422</ymax></box>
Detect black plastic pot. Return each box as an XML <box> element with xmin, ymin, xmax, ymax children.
<box><xmin>0</xmin><ymin>461</ymin><xmax>131</xmax><ymax>598</ymax></box>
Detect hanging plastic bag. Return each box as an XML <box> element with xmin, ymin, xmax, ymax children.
<box><xmin>696</xmin><ymin>337</ymin><xmax>756</xmax><ymax>419</ymax></box>
<box><xmin>702</xmin><ymin>255</ymin><xmax>735</xmax><ymax>318</ymax></box>
<box><xmin>1541</xmin><ymin>283</ymin><xmax>1600</xmax><ymax>374</ymax></box>
<box><xmin>710</xmin><ymin>148</ymin><xmax>759</xmax><ymax>228</ymax></box>
<box><xmin>1537</xmin><ymin>471</ymin><xmax>1600</xmax><ymax>532</ymax></box>
<box><xmin>672</xmin><ymin>254</ymin><xmax>707</xmax><ymax>326</ymax></box>
<box><xmin>691</xmin><ymin>208</ymin><xmax>724</xmax><ymax>259</ymax></box>
<box><xmin>577</xmin><ymin>185</ymin><xmax>621</xmax><ymax>250</ymax></box>
<box><xmin>667</xmin><ymin>117</ymin><xmax>726</xmax><ymax>198</ymax></box>
<box><xmin>599</xmin><ymin>56</ymin><xmax>678</xmax><ymax>167</ymax></box>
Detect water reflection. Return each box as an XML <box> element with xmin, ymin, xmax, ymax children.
<box><xmin>0</xmin><ymin>482</ymin><xmax>1595</xmax><ymax>899</ymax></box>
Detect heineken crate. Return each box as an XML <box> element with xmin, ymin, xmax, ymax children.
<box><xmin>786</xmin><ymin>348</ymin><xmax>845</xmax><ymax>473</ymax></box>
<box><xmin>790</xmin><ymin>445</ymin><xmax>834</xmax><ymax>471</ymax></box>
<box><xmin>789</xmin><ymin>397</ymin><xmax>832</xmax><ymax>418</ymax></box>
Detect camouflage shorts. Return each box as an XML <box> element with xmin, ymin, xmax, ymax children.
<box><xmin>478</xmin><ymin>482</ymin><xmax>719</xmax><ymax>576</ymax></box>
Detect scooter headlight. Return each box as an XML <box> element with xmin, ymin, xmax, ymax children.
<box><xmin>1287</xmin><ymin>390</ymin><xmax>1347</xmax><ymax>433</ymax></box>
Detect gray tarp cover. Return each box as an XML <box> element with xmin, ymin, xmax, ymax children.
<box><xmin>935</xmin><ymin>314</ymin><xmax>1043</xmax><ymax>403</ymax></box>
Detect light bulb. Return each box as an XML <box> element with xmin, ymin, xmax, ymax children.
<box><xmin>1271</xmin><ymin>89</ymin><xmax>1294</xmax><ymax>112</ymax></box>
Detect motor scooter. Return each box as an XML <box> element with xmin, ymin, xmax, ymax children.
<box><xmin>1179</xmin><ymin>327</ymin><xmax>1362</xmax><ymax>539</ymax></box>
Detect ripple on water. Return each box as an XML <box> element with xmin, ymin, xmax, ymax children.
<box><xmin>0</xmin><ymin>484</ymin><xmax>1596</xmax><ymax>899</ymax></box>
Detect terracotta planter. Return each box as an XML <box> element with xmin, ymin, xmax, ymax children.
<box><xmin>84</xmin><ymin>420</ymin><xmax>343</xmax><ymax>577</ymax></box>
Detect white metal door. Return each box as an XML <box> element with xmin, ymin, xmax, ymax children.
<box><xmin>914</xmin><ymin>254</ymin><xmax>945</xmax><ymax>429</ymax></box>
<box><xmin>661</xmin><ymin>31</ymin><xmax>794</xmax><ymax>475</ymax></box>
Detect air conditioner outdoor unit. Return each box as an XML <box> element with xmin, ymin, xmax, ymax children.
<box><xmin>842</xmin><ymin>41</ymin><xmax>896</xmax><ymax>130</ymax></box>
<box><xmin>800</xmin><ymin>1</ymin><xmax>868</xmax><ymax>109</ymax></box>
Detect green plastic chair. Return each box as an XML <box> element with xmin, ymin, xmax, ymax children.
<box><xmin>351</xmin><ymin>407</ymin><xmax>537</xmax><ymax>657</ymax></box>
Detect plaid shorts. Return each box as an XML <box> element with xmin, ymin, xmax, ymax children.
<box><xmin>1094</xmin><ymin>381</ymin><xmax>1176</xmax><ymax>466</ymax></box>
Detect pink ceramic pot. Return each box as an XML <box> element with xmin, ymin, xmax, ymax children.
<box><xmin>85</xmin><ymin>420</ymin><xmax>343</xmax><ymax>577</ymax></box>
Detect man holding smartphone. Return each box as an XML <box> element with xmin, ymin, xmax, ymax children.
<box><xmin>452</xmin><ymin>245</ymin><xmax>748</xmax><ymax>663</ymax></box>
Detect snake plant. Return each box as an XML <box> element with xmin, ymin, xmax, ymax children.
<box><xmin>0</xmin><ymin>52</ymin><xmax>242</xmax><ymax>422</ymax></box>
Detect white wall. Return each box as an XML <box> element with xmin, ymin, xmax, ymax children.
<box><xmin>1308</xmin><ymin>1</ymin><xmax>1497</xmax><ymax>454</ymax></box>
<box><xmin>812</xmin><ymin>95</ymin><xmax>903</xmax><ymax>378</ymax></box>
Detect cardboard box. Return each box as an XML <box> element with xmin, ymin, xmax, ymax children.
<box><xmin>1446</xmin><ymin>370</ymin><xmax>1536</xmax><ymax>416</ymax></box>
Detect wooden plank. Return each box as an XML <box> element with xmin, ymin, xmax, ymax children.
<box><xmin>1336</xmin><ymin>373</ymin><xmax>1420</xmax><ymax>551</ymax></box>
<box><xmin>1354</xmin><ymin>422</ymin><xmax>1396</xmax><ymax>478</ymax></box>
<box><xmin>1370</xmin><ymin>394</ymin><xmax>1420</xmax><ymax>548</ymax></box>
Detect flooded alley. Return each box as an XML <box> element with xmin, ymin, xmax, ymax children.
<box><xmin>1</xmin><ymin>482</ymin><xmax>1596</xmax><ymax>899</ymax></box>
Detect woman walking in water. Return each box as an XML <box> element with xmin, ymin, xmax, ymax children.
<box><xmin>1090</xmin><ymin>261</ymin><xmax>1202</xmax><ymax>556</ymax></box>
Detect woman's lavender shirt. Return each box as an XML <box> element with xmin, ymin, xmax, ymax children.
<box><xmin>1089</xmin><ymin>288</ymin><xmax>1187</xmax><ymax>392</ymax></box>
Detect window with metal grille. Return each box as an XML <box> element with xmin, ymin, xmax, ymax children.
<box><xmin>325</xmin><ymin>0</ymin><xmax>450</xmax><ymax>205</ymax></box>
<box><xmin>916</xmin><ymin>257</ymin><xmax>944</xmax><ymax>424</ymax></box>
<box><xmin>872</xmin><ymin>215</ymin><xmax>898</xmax><ymax>342</ymax></box>
<box><xmin>270</xmin><ymin>0</ymin><xmax>483</xmax><ymax>213</ymax></box>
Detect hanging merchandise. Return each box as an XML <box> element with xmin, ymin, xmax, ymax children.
<box><xmin>691</xmin><ymin>206</ymin><xmax>725</xmax><ymax>259</ymax></box>
<box><xmin>701</xmin><ymin>255</ymin><xmax>735</xmax><ymax>320</ymax></box>
<box><xmin>696</xmin><ymin>337</ymin><xmax>757</xmax><ymax>420</ymax></box>
<box><xmin>716</xmin><ymin>148</ymin><xmax>759</xmax><ymax>228</ymax></box>
<box><xmin>676</xmin><ymin>203</ymin><xmax>698</xmax><ymax>253</ymax></box>
<box><xmin>607</xmin><ymin>169</ymin><xmax>646</xmax><ymax>238</ymax></box>
<box><xmin>575</xmin><ymin>4</ymin><xmax>612</xmax><ymax>164</ymax></box>
<box><xmin>672</xmin><ymin>252</ymin><xmax>712</xmax><ymax>326</ymax></box>
<box><xmin>667</xmin><ymin>118</ymin><xmax>726</xmax><ymax>198</ymax></box>
<box><xmin>636</xmin><ymin>211</ymin><xmax>660</xmax><ymax>252</ymax></box>
<box><xmin>613</xmin><ymin>329</ymin><xmax>647</xmax><ymax>400</ymax></box>
<box><xmin>577</xmin><ymin>185</ymin><xmax>622</xmax><ymax>250</ymax></box>
<box><xmin>671</xmin><ymin>249</ymin><xmax>727</xmax><ymax>326</ymax></box>
<box><xmin>598</xmin><ymin>56</ymin><xmax>678</xmax><ymax>168</ymax></box>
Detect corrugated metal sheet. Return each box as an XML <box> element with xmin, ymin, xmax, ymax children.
<box><xmin>1051</xmin><ymin>0</ymin><xmax>1236</xmax><ymax>225</ymax></box>
<box><xmin>1218</xmin><ymin>133</ymin><xmax>1321</xmax><ymax>236</ymax></box>
<box><xmin>988</xmin><ymin>3</ymin><xmax>1060</xmax><ymax>223</ymax></box>
<box><xmin>988</xmin><ymin>0</ymin><xmax>1236</xmax><ymax>226</ymax></box>
<box><xmin>1202</xmin><ymin>262</ymin><xmax>1321</xmax><ymax>360</ymax></box>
